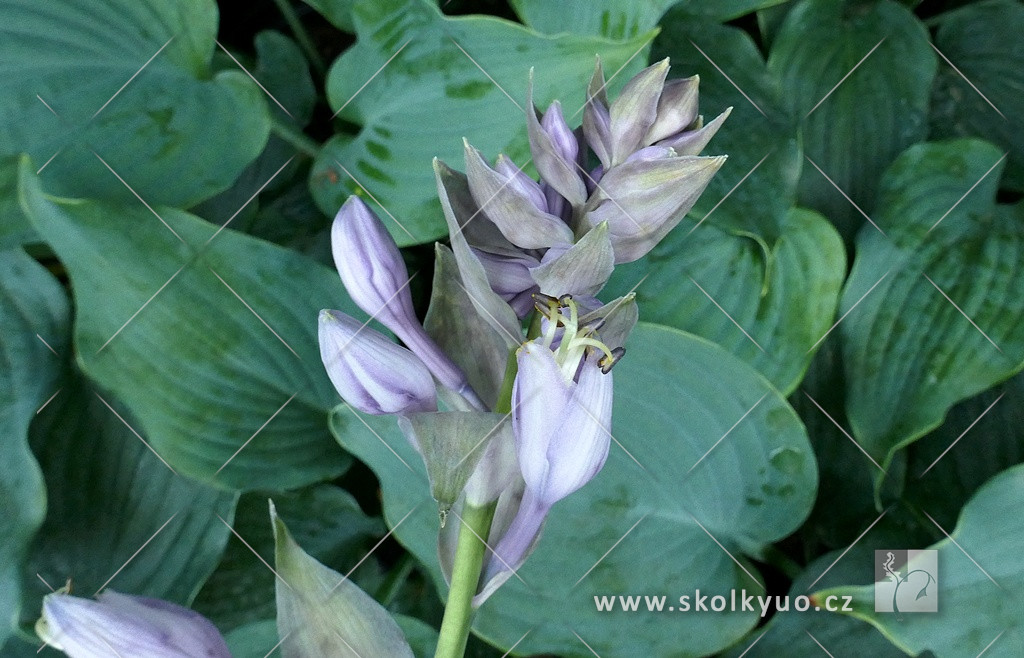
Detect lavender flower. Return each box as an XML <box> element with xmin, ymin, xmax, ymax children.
<box><xmin>330</xmin><ymin>196</ymin><xmax>484</xmax><ymax>409</ymax></box>
<box><xmin>318</xmin><ymin>309</ymin><xmax>437</xmax><ymax>415</ymax></box>
<box><xmin>36</xmin><ymin>591</ymin><xmax>230</xmax><ymax>658</ymax></box>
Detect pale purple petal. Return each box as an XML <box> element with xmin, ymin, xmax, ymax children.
<box><xmin>583</xmin><ymin>58</ymin><xmax>613</xmax><ymax>170</ymax></box>
<box><xmin>527</xmin><ymin>72</ymin><xmax>588</xmax><ymax>206</ymax></box>
<box><xmin>494</xmin><ymin>154</ymin><xmax>548</xmax><ymax>213</ymax></box>
<box><xmin>464</xmin><ymin>140</ymin><xmax>573</xmax><ymax>249</ymax></box>
<box><xmin>539</xmin><ymin>357</ymin><xmax>613</xmax><ymax>503</ymax></box>
<box><xmin>40</xmin><ymin>592</ymin><xmax>230</xmax><ymax>658</ymax></box>
<box><xmin>609</xmin><ymin>58</ymin><xmax>670</xmax><ymax>165</ymax></box>
<box><xmin>318</xmin><ymin>309</ymin><xmax>437</xmax><ymax>415</ymax></box>
<box><xmin>480</xmin><ymin>487</ymin><xmax>550</xmax><ymax>595</ymax></box>
<box><xmin>645</xmin><ymin>75</ymin><xmax>700</xmax><ymax>144</ymax></box>
<box><xmin>512</xmin><ymin>341</ymin><xmax>572</xmax><ymax>492</ymax></box>
<box><xmin>529</xmin><ymin>222</ymin><xmax>614</xmax><ymax>297</ymax></box>
<box><xmin>657</xmin><ymin>107</ymin><xmax>732</xmax><ymax>156</ymax></box>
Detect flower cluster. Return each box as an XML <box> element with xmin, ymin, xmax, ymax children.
<box><xmin>319</xmin><ymin>57</ymin><xmax>727</xmax><ymax>603</ymax></box>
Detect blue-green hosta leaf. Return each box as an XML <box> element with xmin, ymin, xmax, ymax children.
<box><xmin>311</xmin><ymin>0</ymin><xmax>656</xmax><ymax>246</ymax></box>
<box><xmin>23</xmin><ymin>367</ymin><xmax>237</xmax><ymax>626</ymax></box>
<box><xmin>0</xmin><ymin>0</ymin><xmax>270</xmax><ymax>208</ymax></box>
<box><xmin>651</xmin><ymin>14</ymin><xmax>801</xmax><ymax>241</ymax></box>
<box><xmin>0</xmin><ymin>158</ymin><xmax>35</xmax><ymax>249</ymax></box>
<box><xmin>273</xmin><ymin>505</ymin><xmax>414</xmax><ymax>658</ymax></box>
<box><xmin>331</xmin><ymin>323</ymin><xmax>817</xmax><ymax>657</ymax></box>
<box><xmin>604</xmin><ymin>207</ymin><xmax>845</xmax><ymax>394</ymax></box>
<box><xmin>19</xmin><ymin>161</ymin><xmax>353</xmax><ymax>490</ymax></box>
<box><xmin>768</xmin><ymin>0</ymin><xmax>936</xmax><ymax>241</ymax></box>
<box><xmin>723</xmin><ymin>548</ymin><xmax>904</xmax><ymax>658</ymax></box>
<box><xmin>815</xmin><ymin>465</ymin><xmax>1024</xmax><ymax>657</ymax></box>
<box><xmin>930</xmin><ymin>0</ymin><xmax>1024</xmax><ymax>191</ymax></box>
<box><xmin>0</xmin><ymin>250</ymin><xmax>67</xmax><ymax>646</ymax></box>
<box><xmin>840</xmin><ymin>139</ymin><xmax>1024</xmax><ymax>478</ymax></box>
<box><xmin>510</xmin><ymin>0</ymin><xmax>791</xmax><ymax>38</ymax></box>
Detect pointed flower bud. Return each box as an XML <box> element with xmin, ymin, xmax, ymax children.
<box><xmin>36</xmin><ymin>591</ymin><xmax>230</xmax><ymax>658</ymax></box>
<box><xmin>331</xmin><ymin>196</ymin><xmax>483</xmax><ymax>408</ymax></box>
<box><xmin>463</xmin><ymin>140</ymin><xmax>573</xmax><ymax>249</ymax></box>
<box><xmin>527</xmin><ymin>71</ymin><xmax>587</xmax><ymax>207</ymax></box>
<box><xmin>608</xmin><ymin>58</ymin><xmax>670</xmax><ymax>167</ymax></box>
<box><xmin>583</xmin><ymin>58</ymin><xmax>613</xmax><ymax>170</ymax></box>
<box><xmin>483</xmin><ymin>296</ymin><xmax>620</xmax><ymax>586</ymax></box>
<box><xmin>586</xmin><ymin>150</ymin><xmax>727</xmax><ymax>263</ymax></box>
<box><xmin>319</xmin><ymin>309</ymin><xmax>437</xmax><ymax>415</ymax></box>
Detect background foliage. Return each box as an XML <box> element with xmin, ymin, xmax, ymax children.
<box><xmin>1</xmin><ymin>0</ymin><xmax>1021</xmax><ymax>656</ymax></box>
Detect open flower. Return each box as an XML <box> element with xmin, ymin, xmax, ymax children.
<box><xmin>481</xmin><ymin>295</ymin><xmax>623</xmax><ymax>594</ymax></box>
<box><xmin>36</xmin><ymin>591</ymin><xmax>230</xmax><ymax>658</ymax></box>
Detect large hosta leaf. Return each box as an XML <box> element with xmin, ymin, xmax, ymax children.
<box><xmin>769</xmin><ymin>0</ymin><xmax>936</xmax><ymax>241</ymax></box>
<box><xmin>19</xmin><ymin>162</ymin><xmax>353</xmax><ymax>490</ymax></box>
<box><xmin>723</xmin><ymin>548</ymin><xmax>903</xmax><ymax>658</ymax></box>
<box><xmin>651</xmin><ymin>14</ymin><xmax>800</xmax><ymax>241</ymax></box>
<box><xmin>511</xmin><ymin>0</ymin><xmax>791</xmax><ymax>38</ymax></box>
<box><xmin>604</xmin><ymin>207</ymin><xmax>845</xmax><ymax>394</ymax></box>
<box><xmin>840</xmin><ymin>139</ymin><xmax>1024</xmax><ymax>476</ymax></box>
<box><xmin>331</xmin><ymin>324</ymin><xmax>817</xmax><ymax>656</ymax></box>
<box><xmin>0</xmin><ymin>250</ymin><xmax>67</xmax><ymax>646</ymax></box>
<box><xmin>0</xmin><ymin>0</ymin><xmax>270</xmax><ymax>208</ymax></box>
<box><xmin>311</xmin><ymin>0</ymin><xmax>655</xmax><ymax>246</ymax></box>
<box><xmin>20</xmin><ymin>369</ymin><xmax>237</xmax><ymax>629</ymax></box>
<box><xmin>930</xmin><ymin>0</ymin><xmax>1024</xmax><ymax>191</ymax></box>
<box><xmin>816</xmin><ymin>464</ymin><xmax>1024</xmax><ymax>657</ymax></box>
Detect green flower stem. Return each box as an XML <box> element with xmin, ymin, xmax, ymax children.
<box><xmin>270</xmin><ymin>117</ymin><xmax>321</xmax><ymax>158</ymax></box>
<box><xmin>434</xmin><ymin>501</ymin><xmax>497</xmax><ymax>658</ymax></box>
